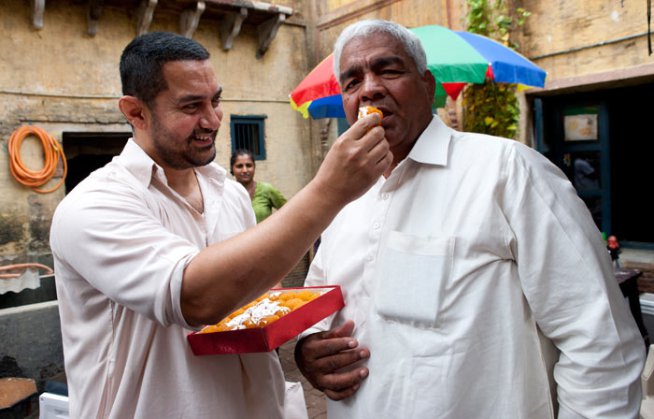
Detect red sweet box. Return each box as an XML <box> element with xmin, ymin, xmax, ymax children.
<box><xmin>187</xmin><ymin>285</ymin><xmax>344</xmax><ymax>355</ymax></box>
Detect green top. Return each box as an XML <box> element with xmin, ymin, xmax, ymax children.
<box><xmin>252</xmin><ymin>182</ymin><xmax>287</xmax><ymax>223</ymax></box>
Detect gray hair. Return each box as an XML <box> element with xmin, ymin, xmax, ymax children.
<box><xmin>333</xmin><ymin>19</ymin><xmax>427</xmax><ymax>80</ymax></box>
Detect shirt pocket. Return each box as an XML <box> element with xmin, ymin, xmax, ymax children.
<box><xmin>373</xmin><ymin>231</ymin><xmax>454</xmax><ymax>326</ymax></box>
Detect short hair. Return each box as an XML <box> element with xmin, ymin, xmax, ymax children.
<box><xmin>230</xmin><ymin>149</ymin><xmax>256</xmax><ymax>175</ymax></box>
<box><xmin>333</xmin><ymin>19</ymin><xmax>427</xmax><ymax>80</ymax></box>
<box><xmin>120</xmin><ymin>32</ymin><xmax>210</xmax><ymax>105</ymax></box>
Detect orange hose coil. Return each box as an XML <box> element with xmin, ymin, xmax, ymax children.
<box><xmin>0</xmin><ymin>263</ymin><xmax>54</xmax><ymax>279</ymax></box>
<box><xmin>8</xmin><ymin>125</ymin><xmax>67</xmax><ymax>194</ymax></box>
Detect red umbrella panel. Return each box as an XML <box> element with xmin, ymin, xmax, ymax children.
<box><xmin>289</xmin><ymin>54</ymin><xmax>342</xmax><ymax>119</ymax></box>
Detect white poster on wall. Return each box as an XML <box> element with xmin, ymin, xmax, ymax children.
<box><xmin>564</xmin><ymin>114</ymin><xmax>598</xmax><ymax>141</ymax></box>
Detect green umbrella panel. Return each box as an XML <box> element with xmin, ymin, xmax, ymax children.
<box><xmin>410</xmin><ymin>25</ymin><xmax>490</xmax><ymax>108</ymax></box>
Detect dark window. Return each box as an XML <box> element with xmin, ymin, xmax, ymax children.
<box><xmin>230</xmin><ymin>115</ymin><xmax>266</xmax><ymax>160</ymax></box>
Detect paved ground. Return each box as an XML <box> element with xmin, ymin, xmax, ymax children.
<box><xmin>278</xmin><ymin>339</ymin><xmax>327</xmax><ymax>419</ymax></box>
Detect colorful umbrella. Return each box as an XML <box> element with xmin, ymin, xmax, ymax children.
<box><xmin>289</xmin><ymin>24</ymin><xmax>546</xmax><ymax>119</ymax></box>
<box><xmin>289</xmin><ymin>54</ymin><xmax>341</xmax><ymax>119</ymax></box>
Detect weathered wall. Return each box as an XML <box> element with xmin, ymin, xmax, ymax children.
<box><xmin>521</xmin><ymin>0</ymin><xmax>653</xmax><ymax>83</ymax></box>
<box><xmin>0</xmin><ymin>0</ymin><xmax>315</xmax><ymax>266</ymax></box>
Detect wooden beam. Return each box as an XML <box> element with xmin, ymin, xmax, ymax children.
<box><xmin>250</xmin><ymin>1</ymin><xmax>293</xmax><ymax>16</ymax></box>
<box><xmin>256</xmin><ymin>13</ymin><xmax>285</xmax><ymax>59</ymax></box>
<box><xmin>180</xmin><ymin>1</ymin><xmax>206</xmax><ymax>38</ymax></box>
<box><xmin>203</xmin><ymin>0</ymin><xmax>292</xmax><ymax>16</ymax></box>
<box><xmin>31</xmin><ymin>0</ymin><xmax>45</xmax><ymax>30</ymax></box>
<box><xmin>137</xmin><ymin>0</ymin><xmax>157</xmax><ymax>36</ymax></box>
<box><xmin>87</xmin><ymin>0</ymin><xmax>104</xmax><ymax>37</ymax></box>
<box><xmin>218</xmin><ymin>7</ymin><xmax>247</xmax><ymax>51</ymax></box>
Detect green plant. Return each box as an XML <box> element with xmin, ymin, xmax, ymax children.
<box><xmin>465</xmin><ymin>0</ymin><xmax>530</xmax><ymax>49</ymax></box>
<box><xmin>463</xmin><ymin>82</ymin><xmax>519</xmax><ymax>138</ymax></box>
<box><xmin>462</xmin><ymin>0</ymin><xmax>530</xmax><ymax>139</ymax></box>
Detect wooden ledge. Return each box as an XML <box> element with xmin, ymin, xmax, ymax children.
<box><xmin>0</xmin><ymin>377</ymin><xmax>37</xmax><ymax>409</ymax></box>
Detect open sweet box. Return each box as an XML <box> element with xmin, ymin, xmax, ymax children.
<box><xmin>187</xmin><ymin>285</ymin><xmax>344</xmax><ymax>355</ymax></box>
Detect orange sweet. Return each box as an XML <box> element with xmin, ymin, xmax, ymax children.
<box><xmin>200</xmin><ymin>325</ymin><xmax>222</xmax><ymax>334</ymax></box>
<box><xmin>199</xmin><ymin>289</ymin><xmax>322</xmax><ymax>333</ymax></box>
<box><xmin>284</xmin><ymin>298</ymin><xmax>307</xmax><ymax>310</ymax></box>
<box><xmin>295</xmin><ymin>290</ymin><xmax>318</xmax><ymax>301</ymax></box>
<box><xmin>357</xmin><ymin>106</ymin><xmax>383</xmax><ymax>124</ymax></box>
<box><xmin>259</xmin><ymin>315</ymin><xmax>280</xmax><ymax>326</ymax></box>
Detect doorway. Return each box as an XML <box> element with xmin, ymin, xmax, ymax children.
<box><xmin>534</xmin><ymin>82</ymin><xmax>654</xmax><ymax>247</ymax></box>
<box><xmin>62</xmin><ymin>132</ymin><xmax>130</xmax><ymax>193</ymax></box>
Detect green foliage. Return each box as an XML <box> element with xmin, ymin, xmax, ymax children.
<box><xmin>462</xmin><ymin>82</ymin><xmax>519</xmax><ymax>139</ymax></box>
<box><xmin>462</xmin><ymin>0</ymin><xmax>530</xmax><ymax>139</ymax></box>
<box><xmin>465</xmin><ymin>0</ymin><xmax>530</xmax><ymax>48</ymax></box>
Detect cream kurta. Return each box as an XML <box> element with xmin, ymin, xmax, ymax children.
<box><xmin>51</xmin><ymin>140</ymin><xmax>285</xmax><ymax>418</ymax></box>
<box><xmin>303</xmin><ymin>116</ymin><xmax>644</xmax><ymax>418</ymax></box>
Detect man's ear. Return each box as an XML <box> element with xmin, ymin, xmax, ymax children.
<box><xmin>424</xmin><ymin>70</ymin><xmax>436</xmax><ymax>100</ymax></box>
<box><xmin>118</xmin><ymin>96</ymin><xmax>148</xmax><ymax>130</ymax></box>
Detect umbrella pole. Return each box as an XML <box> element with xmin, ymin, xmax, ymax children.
<box><xmin>320</xmin><ymin>119</ymin><xmax>332</xmax><ymax>158</ymax></box>
<box><xmin>445</xmin><ymin>97</ymin><xmax>460</xmax><ymax>130</ymax></box>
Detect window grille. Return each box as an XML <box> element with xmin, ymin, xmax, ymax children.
<box><xmin>230</xmin><ymin>115</ymin><xmax>266</xmax><ymax>160</ymax></box>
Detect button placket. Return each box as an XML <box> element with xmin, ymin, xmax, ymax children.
<box><xmin>361</xmin><ymin>189</ymin><xmax>392</xmax><ymax>296</ymax></box>
<box><xmin>366</xmin><ymin>189</ymin><xmax>392</xmax><ymax>260</ymax></box>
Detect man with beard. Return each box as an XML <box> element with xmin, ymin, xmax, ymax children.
<box><xmin>50</xmin><ymin>32</ymin><xmax>390</xmax><ymax>418</ymax></box>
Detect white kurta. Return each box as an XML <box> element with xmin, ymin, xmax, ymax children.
<box><xmin>51</xmin><ymin>139</ymin><xmax>285</xmax><ymax>418</ymax></box>
<box><xmin>303</xmin><ymin>116</ymin><xmax>645</xmax><ymax>418</ymax></box>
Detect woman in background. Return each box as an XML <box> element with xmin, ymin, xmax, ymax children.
<box><xmin>230</xmin><ymin>149</ymin><xmax>287</xmax><ymax>223</ymax></box>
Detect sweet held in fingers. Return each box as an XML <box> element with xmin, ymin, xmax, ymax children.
<box><xmin>358</xmin><ymin>106</ymin><xmax>383</xmax><ymax>126</ymax></box>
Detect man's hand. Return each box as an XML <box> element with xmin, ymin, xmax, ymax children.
<box><xmin>294</xmin><ymin>320</ymin><xmax>370</xmax><ymax>401</ymax></box>
<box><xmin>313</xmin><ymin>113</ymin><xmax>391</xmax><ymax>207</ymax></box>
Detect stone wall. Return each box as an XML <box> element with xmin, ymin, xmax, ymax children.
<box><xmin>521</xmin><ymin>0</ymin><xmax>652</xmax><ymax>81</ymax></box>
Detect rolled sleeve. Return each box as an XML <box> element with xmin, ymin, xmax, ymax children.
<box><xmin>52</xmin><ymin>179</ymin><xmax>200</xmax><ymax>328</ymax></box>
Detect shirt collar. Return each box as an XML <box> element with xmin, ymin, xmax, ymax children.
<box><xmin>195</xmin><ymin>159</ymin><xmax>227</xmax><ymax>192</ymax></box>
<box><xmin>117</xmin><ymin>138</ymin><xmax>226</xmax><ymax>189</ymax></box>
<box><xmin>407</xmin><ymin>115</ymin><xmax>453</xmax><ymax>167</ymax></box>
